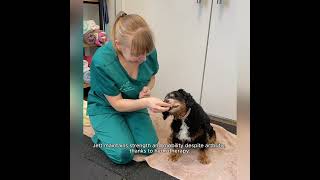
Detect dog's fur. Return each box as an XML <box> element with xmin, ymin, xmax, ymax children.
<box><xmin>162</xmin><ymin>89</ymin><xmax>216</xmax><ymax>164</ymax></box>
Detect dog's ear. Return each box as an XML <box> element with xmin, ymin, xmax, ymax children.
<box><xmin>178</xmin><ymin>89</ymin><xmax>185</xmax><ymax>93</ymax></box>
<box><xmin>162</xmin><ymin>111</ymin><xmax>170</xmax><ymax>120</ymax></box>
<box><xmin>178</xmin><ymin>89</ymin><xmax>195</xmax><ymax>108</ymax></box>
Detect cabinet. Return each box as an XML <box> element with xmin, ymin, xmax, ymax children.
<box><xmin>201</xmin><ymin>1</ymin><xmax>237</xmax><ymax>120</ymax></box>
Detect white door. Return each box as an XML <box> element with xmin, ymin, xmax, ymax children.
<box><xmin>121</xmin><ymin>0</ymin><xmax>212</xmax><ymax>102</ymax></box>
<box><xmin>201</xmin><ymin>1</ymin><xmax>237</xmax><ymax>120</ymax></box>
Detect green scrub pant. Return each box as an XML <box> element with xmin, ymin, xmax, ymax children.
<box><xmin>89</xmin><ymin>109</ymin><xmax>158</xmax><ymax>164</ymax></box>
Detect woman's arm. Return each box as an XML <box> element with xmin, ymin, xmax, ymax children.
<box><xmin>105</xmin><ymin>93</ymin><xmax>147</xmax><ymax>112</ymax></box>
<box><xmin>146</xmin><ymin>75</ymin><xmax>156</xmax><ymax>90</ymax></box>
<box><xmin>105</xmin><ymin>93</ymin><xmax>171</xmax><ymax>113</ymax></box>
<box><xmin>139</xmin><ymin>75</ymin><xmax>156</xmax><ymax>98</ymax></box>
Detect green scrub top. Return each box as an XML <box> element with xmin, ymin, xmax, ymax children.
<box><xmin>87</xmin><ymin>41</ymin><xmax>159</xmax><ymax>116</ymax></box>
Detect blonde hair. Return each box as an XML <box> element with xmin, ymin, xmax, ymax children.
<box><xmin>111</xmin><ymin>11</ymin><xmax>155</xmax><ymax>57</ymax></box>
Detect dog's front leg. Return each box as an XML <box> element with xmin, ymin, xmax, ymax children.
<box><xmin>168</xmin><ymin>148</ymin><xmax>182</xmax><ymax>162</ymax></box>
<box><xmin>168</xmin><ymin>136</ymin><xmax>182</xmax><ymax>162</ymax></box>
<box><xmin>169</xmin><ymin>148</ymin><xmax>182</xmax><ymax>162</ymax></box>
<box><xmin>198</xmin><ymin>148</ymin><xmax>210</xmax><ymax>164</ymax></box>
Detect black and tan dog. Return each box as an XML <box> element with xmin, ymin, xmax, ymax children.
<box><xmin>162</xmin><ymin>89</ymin><xmax>216</xmax><ymax>164</ymax></box>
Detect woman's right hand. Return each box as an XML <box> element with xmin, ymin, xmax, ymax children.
<box><xmin>144</xmin><ymin>97</ymin><xmax>172</xmax><ymax>113</ymax></box>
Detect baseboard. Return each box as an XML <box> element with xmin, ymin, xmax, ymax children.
<box><xmin>208</xmin><ymin>114</ymin><xmax>237</xmax><ymax>135</ymax></box>
<box><xmin>208</xmin><ymin>114</ymin><xmax>237</xmax><ymax>126</ymax></box>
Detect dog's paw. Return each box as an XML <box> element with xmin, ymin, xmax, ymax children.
<box><xmin>198</xmin><ymin>151</ymin><xmax>211</xmax><ymax>164</ymax></box>
<box><xmin>168</xmin><ymin>153</ymin><xmax>181</xmax><ymax>162</ymax></box>
<box><xmin>199</xmin><ymin>156</ymin><xmax>211</xmax><ymax>164</ymax></box>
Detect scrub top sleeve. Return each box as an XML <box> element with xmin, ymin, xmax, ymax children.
<box><xmin>90</xmin><ymin>63</ymin><xmax>120</xmax><ymax>96</ymax></box>
<box><xmin>150</xmin><ymin>49</ymin><xmax>159</xmax><ymax>75</ymax></box>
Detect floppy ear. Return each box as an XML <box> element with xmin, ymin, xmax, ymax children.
<box><xmin>162</xmin><ymin>111</ymin><xmax>170</xmax><ymax>120</ymax></box>
<box><xmin>178</xmin><ymin>89</ymin><xmax>185</xmax><ymax>93</ymax></box>
<box><xmin>178</xmin><ymin>89</ymin><xmax>195</xmax><ymax>108</ymax></box>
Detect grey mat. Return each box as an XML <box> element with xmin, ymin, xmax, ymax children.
<box><xmin>82</xmin><ymin>135</ymin><xmax>178</xmax><ymax>180</ymax></box>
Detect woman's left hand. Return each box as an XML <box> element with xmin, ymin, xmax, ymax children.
<box><xmin>139</xmin><ymin>86</ymin><xmax>151</xmax><ymax>99</ymax></box>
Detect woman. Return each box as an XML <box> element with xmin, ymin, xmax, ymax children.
<box><xmin>87</xmin><ymin>11</ymin><xmax>172</xmax><ymax>164</ymax></box>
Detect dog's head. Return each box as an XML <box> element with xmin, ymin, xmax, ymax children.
<box><xmin>162</xmin><ymin>89</ymin><xmax>195</xmax><ymax>120</ymax></box>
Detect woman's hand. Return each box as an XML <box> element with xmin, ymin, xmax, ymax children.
<box><xmin>139</xmin><ymin>86</ymin><xmax>151</xmax><ymax>99</ymax></box>
<box><xmin>144</xmin><ymin>97</ymin><xmax>172</xmax><ymax>113</ymax></box>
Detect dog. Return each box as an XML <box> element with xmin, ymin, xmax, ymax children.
<box><xmin>162</xmin><ymin>89</ymin><xmax>216</xmax><ymax>164</ymax></box>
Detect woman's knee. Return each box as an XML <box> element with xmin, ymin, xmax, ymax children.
<box><xmin>107</xmin><ymin>148</ymin><xmax>134</xmax><ymax>164</ymax></box>
<box><xmin>139</xmin><ymin>136</ymin><xmax>159</xmax><ymax>155</ymax></box>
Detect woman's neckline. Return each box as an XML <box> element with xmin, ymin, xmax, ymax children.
<box><xmin>117</xmin><ymin>54</ymin><xmax>141</xmax><ymax>81</ymax></box>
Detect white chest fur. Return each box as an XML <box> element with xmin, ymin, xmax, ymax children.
<box><xmin>177</xmin><ymin>121</ymin><xmax>191</xmax><ymax>142</ymax></box>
